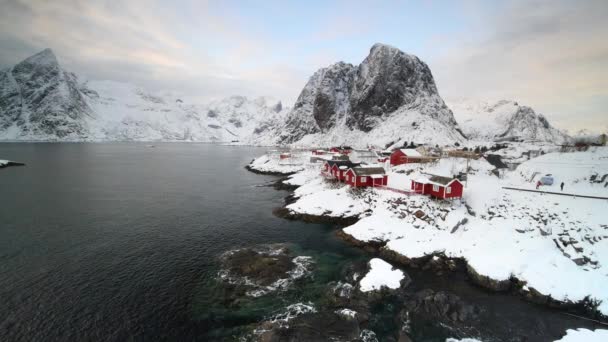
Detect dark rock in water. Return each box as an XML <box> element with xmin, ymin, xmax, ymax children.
<box><xmin>255</xmin><ymin>311</ymin><xmax>361</xmax><ymax>342</ymax></box>
<box><xmin>398</xmin><ymin>289</ymin><xmax>481</xmax><ymax>339</ymax></box>
<box><xmin>403</xmin><ymin>289</ymin><xmax>480</xmax><ymax>324</ymax></box>
<box><xmin>246</xmin><ymin>303</ymin><xmax>377</xmax><ymax>342</ymax></box>
<box><xmin>218</xmin><ymin>244</ymin><xmax>314</xmax><ymax>298</ymax></box>
<box><xmin>0</xmin><ymin>160</ymin><xmax>26</xmax><ymax>168</ymax></box>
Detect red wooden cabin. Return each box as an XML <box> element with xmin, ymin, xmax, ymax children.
<box><xmin>312</xmin><ymin>149</ymin><xmax>327</xmax><ymax>155</ymax></box>
<box><xmin>322</xmin><ymin>160</ymin><xmax>359</xmax><ymax>179</ymax></box>
<box><xmin>330</xmin><ymin>165</ymin><xmax>350</xmax><ymax>181</ymax></box>
<box><xmin>390</xmin><ymin>149</ymin><xmax>422</xmax><ymax>166</ymax></box>
<box><xmin>411</xmin><ymin>175</ymin><xmax>463</xmax><ymax>199</ymax></box>
<box><xmin>279</xmin><ymin>153</ymin><xmax>291</xmax><ymax>160</ymax></box>
<box><xmin>345</xmin><ymin>167</ymin><xmax>388</xmax><ymax>187</ymax></box>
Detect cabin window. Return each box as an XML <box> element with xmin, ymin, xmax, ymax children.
<box><xmin>433</xmin><ymin>185</ymin><xmax>439</xmax><ymax>192</ymax></box>
<box><xmin>361</xmin><ymin>176</ymin><xmax>367</xmax><ymax>182</ymax></box>
<box><xmin>446</xmin><ymin>186</ymin><xmax>451</xmax><ymax>194</ymax></box>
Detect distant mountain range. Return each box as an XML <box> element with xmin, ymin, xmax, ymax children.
<box><xmin>0</xmin><ymin>46</ymin><xmax>570</xmax><ymax>145</ymax></box>
<box><xmin>447</xmin><ymin>99</ymin><xmax>570</xmax><ymax>144</ymax></box>
<box><xmin>0</xmin><ymin>49</ymin><xmax>285</xmax><ymax>141</ymax></box>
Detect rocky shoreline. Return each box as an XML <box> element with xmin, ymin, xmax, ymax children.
<box><xmin>258</xmin><ymin>167</ymin><xmax>606</xmax><ymax>322</ymax></box>
<box><xmin>244</xmin><ymin>164</ymin><xmax>296</xmax><ymax>177</ymax></box>
<box><xmin>342</xmin><ymin>215</ymin><xmax>605</xmax><ymax>321</ymax></box>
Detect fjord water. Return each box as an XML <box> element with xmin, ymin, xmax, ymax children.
<box><xmin>0</xmin><ymin>143</ymin><xmax>362</xmax><ymax>340</ymax></box>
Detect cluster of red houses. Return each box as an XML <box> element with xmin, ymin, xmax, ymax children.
<box><xmin>312</xmin><ymin>147</ymin><xmax>463</xmax><ymax>199</ymax></box>
<box><xmin>322</xmin><ymin>160</ymin><xmax>388</xmax><ymax>187</ymax></box>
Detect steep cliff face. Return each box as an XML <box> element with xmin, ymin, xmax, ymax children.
<box><xmin>0</xmin><ymin>49</ymin><xmax>92</xmax><ymax>139</ymax></box>
<box><xmin>275</xmin><ymin>62</ymin><xmax>356</xmax><ymax>144</ymax></box>
<box><xmin>348</xmin><ymin>44</ymin><xmax>447</xmax><ymax>131</ymax></box>
<box><xmin>253</xmin><ymin>43</ymin><xmax>465</xmax><ymax>147</ymax></box>
<box><xmin>448</xmin><ymin>99</ymin><xmax>570</xmax><ymax>143</ymax></box>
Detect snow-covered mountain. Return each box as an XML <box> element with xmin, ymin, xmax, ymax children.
<box><xmin>447</xmin><ymin>99</ymin><xmax>570</xmax><ymax>144</ymax></box>
<box><xmin>0</xmin><ymin>48</ymin><xmax>93</xmax><ymax>139</ymax></box>
<box><xmin>0</xmin><ymin>49</ymin><xmax>285</xmax><ymax>141</ymax></box>
<box><xmin>252</xmin><ymin>43</ymin><xmax>466</xmax><ymax>147</ymax></box>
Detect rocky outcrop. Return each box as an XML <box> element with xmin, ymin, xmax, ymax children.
<box><xmin>250</xmin><ymin>308</ymin><xmax>365</xmax><ymax>342</ymax></box>
<box><xmin>217</xmin><ymin>244</ymin><xmax>314</xmax><ymax>298</ymax></box>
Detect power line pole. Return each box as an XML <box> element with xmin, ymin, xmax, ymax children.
<box><xmin>465</xmin><ymin>156</ymin><xmax>470</xmax><ymax>188</ymax></box>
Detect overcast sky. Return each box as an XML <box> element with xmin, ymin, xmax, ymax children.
<box><xmin>0</xmin><ymin>0</ymin><xmax>606</xmax><ymax>133</ymax></box>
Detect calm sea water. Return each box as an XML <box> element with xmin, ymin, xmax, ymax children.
<box><xmin>0</xmin><ymin>143</ymin><xmax>363</xmax><ymax>341</ymax></box>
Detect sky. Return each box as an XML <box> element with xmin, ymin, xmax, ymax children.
<box><xmin>0</xmin><ymin>0</ymin><xmax>606</xmax><ymax>133</ymax></box>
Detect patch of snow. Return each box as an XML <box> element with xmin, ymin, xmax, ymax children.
<box><xmin>334</xmin><ymin>308</ymin><xmax>357</xmax><ymax>319</ymax></box>
<box><xmin>553</xmin><ymin>328</ymin><xmax>608</xmax><ymax>342</ymax></box>
<box><xmin>359</xmin><ymin>258</ymin><xmax>405</xmax><ymax>292</ymax></box>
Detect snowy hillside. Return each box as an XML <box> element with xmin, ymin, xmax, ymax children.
<box><xmin>448</xmin><ymin>98</ymin><xmax>570</xmax><ymax>144</ymax></box>
<box><xmin>252</xmin><ymin>43</ymin><xmax>466</xmax><ymax>147</ymax></box>
<box><xmin>0</xmin><ymin>49</ymin><xmax>286</xmax><ymax>142</ymax></box>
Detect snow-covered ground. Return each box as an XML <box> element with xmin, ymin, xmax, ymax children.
<box><xmin>359</xmin><ymin>258</ymin><xmax>405</xmax><ymax>292</ymax></box>
<box><xmin>250</xmin><ymin>147</ymin><xmax>608</xmax><ymax>315</ymax></box>
<box><xmin>247</xmin><ymin>151</ymin><xmax>309</xmax><ymax>174</ymax></box>
<box><xmin>554</xmin><ymin>328</ymin><xmax>608</xmax><ymax>341</ymax></box>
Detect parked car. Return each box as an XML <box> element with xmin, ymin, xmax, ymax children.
<box><xmin>540</xmin><ymin>174</ymin><xmax>554</xmax><ymax>185</ymax></box>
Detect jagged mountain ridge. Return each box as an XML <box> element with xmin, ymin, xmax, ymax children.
<box><xmin>0</xmin><ymin>49</ymin><xmax>286</xmax><ymax>141</ymax></box>
<box><xmin>447</xmin><ymin>99</ymin><xmax>570</xmax><ymax>143</ymax></box>
<box><xmin>0</xmin><ymin>49</ymin><xmax>93</xmax><ymax>139</ymax></box>
<box><xmin>252</xmin><ymin>43</ymin><xmax>466</xmax><ymax>147</ymax></box>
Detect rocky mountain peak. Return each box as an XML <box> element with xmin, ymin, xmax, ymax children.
<box><xmin>19</xmin><ymin>48</ymin><xmax>58</xmax><ymax>66</ymax></box>
<box><xmin>252</xmin><ymin>43</ymin><xmax>464</xmax><ymax>146</ymax></box>
<box><xmin>349</xmin><ymin>43</ymin><xmax>440</xmax><ymax>131</ymax></box>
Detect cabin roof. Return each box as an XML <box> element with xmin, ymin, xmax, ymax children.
<box><xmin>429</xmin><ymin>175</ymin><xmax>455</xmax><ymax>185</ymax></box>
<box><xmin>397</xmin><ymin>149</ymin><xmax>422</xmax><ymax>157</ymax></box>
<box><xmin>326</xmin><ymin>160</ymin><xmax>359</xmax><ymax>168</ymax></box>
<box><xmin>414</xmin><ymin>174</ymin><xmax>460</xmax><ymax>187</ymax></box>
<box><xmin>350</xmin><ymin>167</ymin><xmax>386</xmax><ymax>176</ymax></box>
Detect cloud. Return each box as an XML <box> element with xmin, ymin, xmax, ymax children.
<box><xmin>0</xmin><ymin>0</ymin><xmax>308</xmax><ymax>103</ymax></box>
<box><xmin>432</xmin><ymin>0</ymin><xmax>608</xmax><ymax>132</ymax></box>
